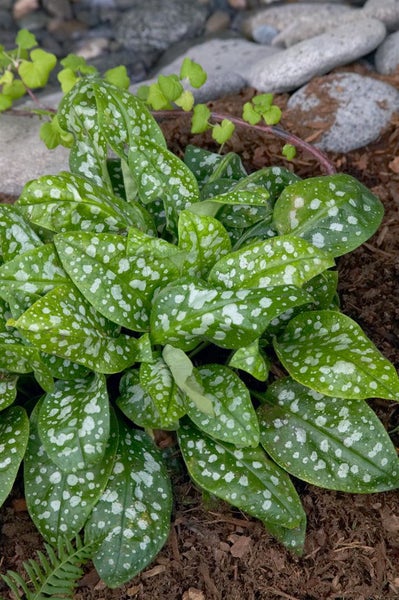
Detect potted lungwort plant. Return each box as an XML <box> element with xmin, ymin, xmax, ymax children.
<box><xmin>0</xmin><ymin>46</ymin><xmax>399</xmax><ymax>598</ymax></box>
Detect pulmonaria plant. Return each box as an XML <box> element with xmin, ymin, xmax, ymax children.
<box><xmin>1</xmin><ymin>74</ymin><xmax>399</xmax><ymax>593</ymax></box>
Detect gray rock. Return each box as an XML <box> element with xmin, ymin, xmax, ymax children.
<box><xmin>287</xmin><ymin>72</ymin><xmax>399</xmax><ymax>153</ymax></box>
<box><xmin>247</xmin><ymin>18</ymin><xmax>386</xmax><ymax>93</ymax></box>
<box><xmin>114</xmin><ymin>0</ymin><xmax>209</xmax><ymax>54</ymax></box>
<box><xmin>134</xmin><ymin>37</ymin><xmax>281</xmax><ymax>102</ymax></box>
<box><xmin>0</xmin><ymin>114</ymin><xmax>69</xmax><ymax>197</ymax></box>
<box><xmin>242</xmin><ymin>3</ymin><xmax>356</xmax><ymax>47</ymax></box>
<box><xmin>363</xmin><ymin>0</ymin><xmax>399</xmax><ymax>31</ymax></box>
<box><xmin>375</xmin><ymin>30</ymin><xmax>399</xmax><ymax>74</ymax></box>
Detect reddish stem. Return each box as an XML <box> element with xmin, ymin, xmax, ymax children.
<box><xmin>154</xmin><ymin>109</ymin><xmax>337</xmax><ymax>175</ymax></box>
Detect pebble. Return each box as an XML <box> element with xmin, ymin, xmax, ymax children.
<box><xmin>246</xmin><ymin>18</ymin><xmax>386</xmax><ymax>93</ymax></box>
<box><xmin>1</xmin><ymin>0</ymin><xmax>399</xmax><ymax>196</ymax></box>
<box><xmin>287</xmin><ymin>72</ymin><xmax>399</xmax><ymax>152</ymax></box>
<box><xmin>375</xmin><ymin>30</ymin><xmax>399</xmax><ymax>74</ymax></box>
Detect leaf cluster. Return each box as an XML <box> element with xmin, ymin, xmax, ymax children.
<box><xmin>1</xmin><ymin>71</ymin><xmax>399</xmax><ymax>596</ymax></box>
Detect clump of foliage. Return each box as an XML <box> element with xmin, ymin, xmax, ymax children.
<box><xmin>1</xmin><ymin>44</ymin><xmax>399</xmax><ymax>598</ymax></box>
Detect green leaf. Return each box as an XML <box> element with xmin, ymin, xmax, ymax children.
<box><xmin>104</xmin><ymin>65</ymin><xmax>130</xmax><ymax>90</ymax></box>
<box><xmin>0</xmin><ymin>204</ymin><xmax>42</xmax><ymax>262</ymax></box>
<box><xmin>57</xmin><ymin>68</ymin><xmax>79</xmax><ymax>94</ymax></box>
<box><xmin>128</xmin><ymin>138</ymin><xmax>199</xmax><ymax>234</ymax></box>
<box><xmin>258</xmin><ymin>377</ymin><xmax>399</xmax><ymax>493</ymax></box>
<box><xmin>304</xmin><ymin>270</ymin><xmax>339</xmax><ymax>310</ymax></box>
<box><xmin>0</xmin><ymin>372</ymin><xmax>19</xmax><ymax>411</ymax></box>
<box><xmin>93</xmin><ymin>79</ymin><xmax>166</xmax><ymax>160</ymax></box>
<box><xmin>146</xmin><ymin>82</ymin><xmax>169</xmax><ymax>110</ymax></box>
<box><xmin>55</xmin><ymin>231</ymin><xmax>178</xmax><ymax>331</ymax></box>
<box><xmin>16</xmin><ymin>29</ymin><xmax>37</xmax><ymax>50</ymax></box>
<box><xmin>85</xmin><ymin>421</ymin><xmax>172</xmax><ymax>588</ymax></box>
<box><xmin>38</xmin><ymin>373</ymin><xmax>110</xmax><ymax>472</ymax></box>
<box><xmin>11</xmin><ymin>284</ymin><xmax>148</xmax><ymax>374</ymax></box>
<box><xmin>18</xmin><ymin>49</ymin><xmax>57</xmax><ymax>89</ymax></box>
<box><xmin>191</xmin><ymin>104</ymin><xmax>211</xmax><ymax>134</ymax></box>
<box><xmin>60</xmin><ymin>54</ymin><xmax>97</xmax><ymax>75</ymax></box>
<box><xmin>0</xmin><ymin>93</ymin><xmax>12</xmax><ymax>112</ymax></box>
<box><xmin>265</xmin><ymin>516</ymin><xmax>306</xmax><ymax>555</ymax></box>
<box><xmin>0</xmin><ymin>406</ymin><xmax>29</xmax><ymax>508</ymax></box>
<box><xmin>282</xmin><ymin>144</ymin><xmax>296</xmax><ymax>161</ymax></box>
<box><xmin>179</xmin><ymin>57</ymin><xmax>207</xmax><ymax>88</ymax></box>
<box><xmin>117</xmin><ymin>358</ymin><xmax>185</xmax><ymax>430</ymax></box>
<box><xmin>184</xmin><ymin>146</ymin><xmax>247</xmax><ymax>186</ymax></box>
<box><xmin>158</xmin><ymin>74</ymin><xmax>183</xmax><ymax>102</ymax></box>
<box><xmin>262</xmin><ymin>105</ymin><xmax>282</xmax><ymax>125</ymax></box>
<box><xmin>274</xmin><ymin>310</ymin><xmax>399</xmax><ymax>400</ymax></box>
<box><xmin>208</xmin><ymin>234</ymin><xmax>334</xmax><ymax>290</ymax></box>
<box><xmin>25</xmin><ymin>403</ymin><xmax>118</xmax><ymax>542</ymax></box>
<box><xmin>178</xmin><ymin>420</ymin><xmax>305</xmax><ymax>529</ymax></box>
<box><xmin>17</xmin><ymin>172</ymin><xmax>153</xmax><ymax>235</ymax></box>
<box><xmin>40</xmin><ymin>115</ymin><xmax>74</xmax><ymax>149</ymax></box>
<box><xmin>235</xmin><ymin>166</ymin><xmax>300</xmax><ymax>205</ymax></box>
<box><xmin>183</xmin><ymin>363</ymin><xmax>260</xmax><ymax>447</ymax></box>
<box><xmin>242</xmin><ymin>102</ymin><xmax>262</xmax><ymax>125</ymax></box>
<box><xmin>1</xmin><ymin>77</ymin><xmax>26</xmax><ymax>100</ymax></box>
<box><xmin>0</xmin><ymin>243</ymin><xmax>68</xmax><ymax>297</ymax></box>
<box><xmin>212</xmin><ymin>119</ymin><xmax>235</xmax><ymax>145</ymax></box>
<box><xmin>229</xmin><ymin>340</ymin><xmax>270</xmax><ymax>382</ymax></box>
<box><xmin>273</xmin><ymin>174</ymin><xmax>384</xmax><ymax>257</ymax></box>
<box><xmin>162</xmin><ymin>345</ymin><xmax>214</xmax><ymax>416</ymax></box>
<box><xmin>174</xmin><ymin>90</ymin><xmax>194</xmax><ymax>112</ymax></box>
<box><xmin>151</xmin><ymin>279</ymin><xmax>311</xmax><ymax>351</ymax></box>
<box><xmin>178</xmin><ymin>210</ymin><xmax>231</xmax><ymax>278</ymax></box>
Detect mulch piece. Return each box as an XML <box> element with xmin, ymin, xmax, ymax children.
<box><xmin>1</xmin><ymin>64</ymin><xmax>399</xmax><ymax>600</ymax></box>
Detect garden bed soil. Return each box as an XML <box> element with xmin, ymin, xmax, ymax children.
<box><xmin>1</xmin><ymin>64</ymin><xmax>399</xmax><ymax>600</ymax></box>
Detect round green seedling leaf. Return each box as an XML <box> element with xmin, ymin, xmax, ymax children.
<box><xmin>179</xmin><ymin>58</ymin><xmax>207</xmax><ymax>88</ymax></box>
<box><xmin>258</xmin><ymin>377</ymin><xmax>399</xmax><ymax>493</ymax></box>
<box><xmin>0</xmin><ymin>405</ymin><xmax>29</xmax><ymax>508</ymax></box>
<box><xmin>178</xmin><ymin>210</ymin><xmax>231</xmax><ymax>278</ymax></box>
<box><xmin>25</xmin><ymin>404</ymin><xmax>118</xmax><ymax>543</ymax></box>
<box><xmin>191</xmin><ymin>104</ymin><xmax>211</xmax><ymax>134</ymax></box>
<box><xmin>18</xmin><ymin>49</ymin><xmax>57</xmax><ymax>89</ymax></box>
<box><xmin>16</xmin><ymin>29</ymin><xmax>37</xmax><ymax>50</ymax></box>
<box><xmin>212</xmin><ymin>119</ymin><xmax>235</xmax><ymax>145</ymax></box>
<box><xmin>12</xmin><ymin>284</ymin><xmax>147</xmax><ymax>374</ymax></box>
<box><xmin>38</xmin><ymin>373</ymin><xmax>110</xmax><ymax>472</ymax></box>
<box><xmin>209</xmin><ymin>234</ymin><xmax>334</xmax><ymax>290</ymax></box>
<box><xmin>178</xmin><ymin>420</ymin><xmax>305</xmax><ymax>530</ymax></box>
<box><xmin>181</xmin><ymin>363</ymin><xmax>260</xmax><ymax>448</ymax></box>
<box><xmin>85</xmin><ymin>421</ymin><xmax>172</xmax><ymax>588</ymax></box>
<box><xmin>151</xmin><ymin>278</ymin><xmax>311</xmax><ymax>351</ymax></box>
<box><xmin>274</xmin><ymin>310</ymin><xmax>399</xmax><ymax>400</ymax></box>
<box><xmin>273</xmin><ymin>174</ymin><xmax>384</xmax><ymax>257</ymax></box>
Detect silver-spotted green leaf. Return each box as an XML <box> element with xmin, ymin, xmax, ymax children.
<box><xmin>25</xmin><ymin>403</ymin><xmax>118</xmax><ymax>543</ymax></box>
<box><xmin>117</xmin><ymin>361</ymin><xmax>185</xmax><ymax>430</ymax></box>
<box><xmin>57</xmin><ymin>79</ymin><xmax>110</xmax><ymax>188</ymax></box>
<box><xmin>38</xmin><ymin>373</ymin><xmax>110</xmax><ymax>472</ymax></box>
<box><xmin>85</xmin><ymin>422</ymin><xmax>172</xmax><ymax>588</ymax></box>
<box><xmin>55</xmin><ymin>231</ymin><xmax>179</xmax><ymax>331</ymax></box>
<box><xmin>274</xmin><ymin>310</ymin><xmax>399</xmax><ymax>400</ymax></box>
<box><xmin>40</xmin><ymin>353</ymin><xmax>90</xmax><ymax>380</ymax></box>
<box><xmin>11</xmin><ymin>284</ymin><xmax>148</xmax><ymax>374</ymax></box>
<box><xmin>265</xmin><ymin>515</ymin><xmax>306</xmax><ymax>555</ymax></box>
<box><xmin>208</xmin><ymin>234</ymin><xmax>335</xmax><ymax>290</ymax></box>
<box><xmin>162</xmin><ymin>345</ymin><xmax>214</xmax><ymax>416</ymax></box>
<box><xmin>184</xmin><ymin>145</ymin><xmax>247</xmax><ymax>187</ymax></box>
<box><xmin>0</xmin><ymin>405</ymin><xmax>29</xmax><ymax>507</ymax></box>
<box><xmin>229</xmin><ymin>339</ymin><xmax>270</xmax><ymax>382</ymax></box>
<box><xmin>273</xmin><ymin>174</ymin><xmax>384</xmax><ymax>257</ymax></box>
<box><xmin>17</xmin><ymin>172</ymin><xmax>154</xmax><ymax>235</ymax></box>
<box><xmin>258</xmin><ymin>377</ymin><xmax>399</xmax><ymax>492</ymax></box>
<box><xmin>93</xmin><ymin>79</ymin><xmax>166</xmax><ymax>159</ymax></box>
<box><xmin>0</xmin><ymin>372</ymin><xmax>19</xmax><ymax>411</ymax></box>
<box><xmin>178</xmin><ymin>420</ymin><xmax>305</xmax><ymax>529</ymax></box>
<box><xmin>304</xmin><ymin>270</ymin><xmax>339</xmax><ymax>310</ymax></box>
<box><xmin>182</xmin><ymin>363</ymin><xmax>259</xmax><ymax>448</ymax></box>
<box><xmin>127</xmin><ymin>227</ymin><xmax>185</xmax><ymax>270</ymax></box>
<box><xmin>0</xmin><ymin>243</ymin><xmax>68</xmax><ymax>297</ymax></box>
<box><xmin>151</xmin><ymin>279</ymin><xmax>312</xmax><ymax>351</ymax></box>
<box><xmin>178</xmin><ymin>210</ymin><xmax>231</xmax><ymax>278</ymax></box>
<box><xmin>234</xmin><ymin>166</ymin><xmax>301</xmax><ymax>204</ymax></box>
<box><xmin>0</xmin><ymin>204</ymin><xmax>42</xmax><ymax>263</ymax></box>
<box><xmin>128</xmin><ymin>137</ymin><xmax>199</xmax><ymax>234</ymax></box>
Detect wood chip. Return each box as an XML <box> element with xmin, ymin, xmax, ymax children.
<box><xmin>229</xmin><ymin>535</ymin><xmax>252</xmax><ymax>558</ymax></box>
<box><xmin>182</xmin><ymin>588</ymin><xmax>205</xmax><ymax>600</ymax></box>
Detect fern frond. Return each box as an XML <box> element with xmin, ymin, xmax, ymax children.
<box><xmin>1</xmin><ymin>534</ymin><xmax>97</xmax><ymax>600</ymax></box>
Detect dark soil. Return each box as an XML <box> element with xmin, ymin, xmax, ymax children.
<box><xmin>1</xmin><ymin>64</ymin><xmax>399</xmax><ymax>600</ymax></box>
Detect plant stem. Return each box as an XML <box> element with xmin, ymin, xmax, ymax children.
<box><xmin>154</xmin><ymin>109</ymin><xmax>337</xmax><ymax>175</ymax></box>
